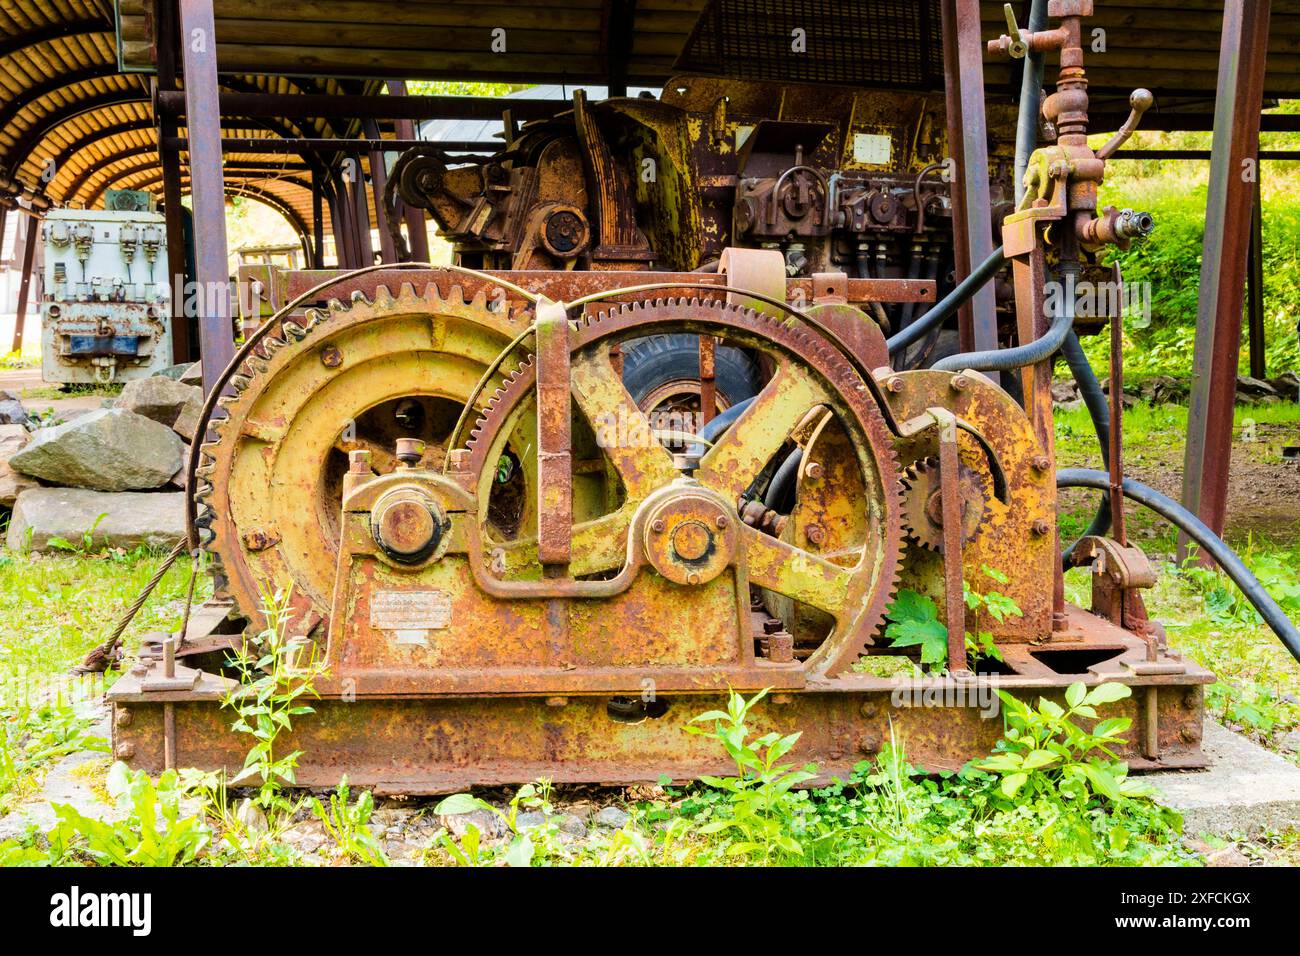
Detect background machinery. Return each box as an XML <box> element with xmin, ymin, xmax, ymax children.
<box><xmin>39</xmin><ymin>191</ymin><xmax>172</xmax><ymax>385</ymax></box>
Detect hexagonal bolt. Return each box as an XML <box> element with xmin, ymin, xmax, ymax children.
<box><xmin>885</xmin><ymin>376</ymin><xmax>904</xmax><ymax>393</ymax></box>
<box><xmin>950</xmin><ymin>374</ymin><xmax>969</xmax><ymax>392</ymax></box>
<box><xmin>348</xmin><ymin>449</ymin><xmax>372</xmax><ymax>473</ymax></box>
<box><xmin>1032</xmin><ymin>455</ymin><xmax>1051</xmax><ymax>473</ymax></box>
<box><xmin>650</xmin><ymin>518</ymin><xmax>666</xmax><ymax>534</ymax></box>
<box><xmin>715</xmin><ymin>514</ymin><xmax>729</xmax><ymax>530</ymax></box>
<box><xmin>319</xmin><ymin>344</ymin><xmax>343</xmax><ymax>368</ymax></box>
<box><xmin>805</xmin><ymin>524</ymin><xmax>826</xmax><ymax>546</ymax></box>
<box><xmin>804</xmin><ymin>461</ymin><xmax>824</xmax><ymax>480</ymax></box>
<box><xmin>115</xmin><ymin>707</ymin><xmax>132</xmax><ymax>728</ymax></box>
<box><xmin>857</xmin><ymin>732</ymin><xmax>881</xmax><ymax>756</ymax></box>
<box><xmin>1031</xmin><ymin>518</ymin><xmax>1051</xmax><ymax>536</ymax></box>
<box><xmin>115</xmin><ymin>742</ymin><xmax>136</xmax><ymax>759</ymax></box>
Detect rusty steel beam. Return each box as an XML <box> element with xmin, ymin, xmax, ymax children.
<box><xmin>1181</xmin><ymin>0</ymin><xmax>1272</xmax><ymax>547</ymax></box>
<box><xmin>178</xmin><ymin>0</ymin><xmax>234</xmax><ymax>394</ymax></box>
<box><xmin>153</xmin><ymin>90</ymin><xmax>565</xmax><ymax>122</ymax></box>
<box><xmin>362</xmin><ymin>120</ymin><xmax>397</xmax><ymax>263</ymax></box>
<box><xmin>10</xmin><ymin>212</ymin><xmax>39</xmax><ymax>355</ymax></box>
<box><xmin>941</xmin><ymin>0</ymin><xmax>998</xmax><ymax>355</ymax></box>
<box><xmin>161</xmin><ymin>137</ymin><xmax>496</xmax><ymax>154</ymax></box>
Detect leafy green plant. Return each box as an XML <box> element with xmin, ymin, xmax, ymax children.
<box><xmin>683</xmin><ymin>688</ymin><xmax>816</xmax><ymax>862</ymax></box>
<box><xmin>311</xmin><ymin>776</ymin><xmax>389</xmax><ymax>866</ymax></box>
<box><xmin>0</xmin><ymin>702</ymin><xmax>106</xmax><ymax>814</ymax></box>
<box><xmin>222</xmin><ymin>582</ymin><xmax>323</xmax><ymax>815</ymax></box>
<box><xmin>884</xmin><ymin>589</ymin><xmax>949</xmax><ymax>666</ymax></box>
<box><xmin>51</xmin><ymin>761</ymin><xmax>210</xmax><ymax>866</ymax></box>
<box><xmin>977</xmin><ymin>681</ymin><xmax>1151</xmax><ymax>803</ymax></box>
<box><xmin>884</xmin><ymin>567</ymin><xmax>1021</xmax><ymax>670</ymax></box>
<box><xmin>963</xmin><ymin>564</ymin><xmax>1021</xmax><ymax>663</ymax></box>
<box><xmin>46</xmin><ymin>513</ymin><xmax>109</xmax><ymax>554</ymax></box>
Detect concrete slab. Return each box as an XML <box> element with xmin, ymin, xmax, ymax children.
<box><xmin>1150</xmin><ymin>721</ymin><xmax>1300</xmax><ymax>837</ymax></box>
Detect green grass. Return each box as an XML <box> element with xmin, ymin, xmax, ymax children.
<box><xmin>0</xmin><ymin>351</ymin><xmax>37</xmax><ymax>371</ymax></box>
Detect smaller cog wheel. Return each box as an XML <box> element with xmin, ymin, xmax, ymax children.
<box><xmin>900</xmin><ymin>456</ymin><xmax>992</xmax><ymax>552</ymax></box>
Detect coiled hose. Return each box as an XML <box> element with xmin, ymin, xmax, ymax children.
<box><xmin>931</xmin><ymin>264</ymin><xmax>1077</xmax><ymax>373</ymax></box>
<box><xmin>1057</xmin><ymin>469</ymin><xmax>1300</xmax><ymax>663</ymax></box>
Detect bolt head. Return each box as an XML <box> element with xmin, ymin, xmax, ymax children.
<box><xmin>1032</xmin><ymin>518</ymin><xmax>1051</xmax><ymax>535</ymax></box>
<box><xmin>886</xmin><ymin>376</ymin><xmax>904</xmax><ymax>393</ymax></box>
<box><xmin>951</xmin><ymin>374</ymin><xmax>968</xmax><ymax>391</ymax></box>
<box><xmin>805</xmin><ymin>461</ymin><xmax>824</xmax><ymax>479</ymax></box>
<box><xmin>651</xmin><ymin>518</ymin><xmax>666</xmax><ymax>533</ymax></box>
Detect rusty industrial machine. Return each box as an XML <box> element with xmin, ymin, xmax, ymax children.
<box><xmin>111</xmin><ymin>1</ymin><xmax>1300</xmax><ymax>792</ymax></box>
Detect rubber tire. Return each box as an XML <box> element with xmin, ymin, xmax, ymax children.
<box><xmin>620</xmin><ymin>334</ymin><xmax>765</xmax><ymax>411</ymax></box>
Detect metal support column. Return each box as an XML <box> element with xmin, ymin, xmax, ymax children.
<box><xmin>941</xmin><ymin>0</ymin><xmax>998</xmax><ymax>354</ymax></box>
<box><xmin>311</xmin><ymin>174</ymin><xmax>325</xmax><ymax>269</ymax></box>
<box><xmin>1246</xmin><ymin>164</ymin><xmax>1266</xmax><ymax>380</ymax></box>
<box><xmin>10</xmin><ymin>210</ymin><xmax>38</xmax><ymax>354</ymax></box>
<box><xmin>385</xmin><ymin>81</ymin><xmax>430</xmax><ymax>263</ymax></box>
<box><xmin>178</xmin><ymin>0</ymin><xmax>233</xmax><ymax>394</ymax></box>
<box><xmin>362</xmin><ymin>120</ymin><xmax>396</xmax><ymax>263</ymax></box>
<box><xmin>156</xmin><ymin>0</ymin><xmax>191</xmax><ymax>363</ymax></box>
<box><xmin>1181</xmin><ymin>0</ymin><xmax>1272</xmax><ymax>546</ymax></box>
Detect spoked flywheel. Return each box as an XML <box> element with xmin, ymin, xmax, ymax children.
<box><xmin>460</xmin><ymin>297</ymin><xmax>904</xmax><ymax>676</ymax></box>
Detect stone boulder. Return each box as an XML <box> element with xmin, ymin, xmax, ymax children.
<box><xmin>180</xmin><ymin>361</ymin><xmax>202</xmax><ymax>386</ymax></box>
<box><xmin>0</xmin><ymin>423</ymin><xmax>38</xmax><ymax>507</ymax></box>
<box><xmin>172</xmin><ymin>391</ymin><xmax>205</xmax><ymax>442</ymax></box>
<box><xmin>0</xmin><ymin>389</ymin><xmax>28</xmax><ymax>426</ymax></box>
<box><xmin>116</xmin><ymin>376</ymin><xmax>202</xmax><ymax>428</ymax></box>
<box><xmin>6</xmin><ymin>487</ymin><xmax>186</xmax><ymax>552</ymax></box>
<box><xmin>8</xmin><ymin>408</ymin><xmax>183</xmax><ymax>491</ymax></box>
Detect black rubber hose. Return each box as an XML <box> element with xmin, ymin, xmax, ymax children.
<box><xmin>1057</xmin><ymin>468</ymin><xmax>1300</xmax><ymax>663</ymax></box>
<box><xmin>1059</xmin><ymin>330</ymin><xmax>1113</xmax><ymax>566</ymax></box>
<box><xmin>886</xmin><ymin>245</ymin><xmax>1006</xmax><ymax>355</ymax></box>
<box><xmin>763</xmin><ymin>448</ymin><xmax>803</xmax><ymax>511</ymax></box>
<box><xmin>931</xmin><ymin>265</ymin><xmax>1076</xmax><ymax>372</ymax></box>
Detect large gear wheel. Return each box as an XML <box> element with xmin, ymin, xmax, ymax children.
<box><xmin>460</xmin><ymin>297</ymin><xmax>905</xmax><ymax>677</ymax></box>
<box><xmin>196</xmin><ymin>280</ymin><xmax>530</xmax><ymax>633</ymax></box>
<box><xmin>900</xmin><ymin>455</ymin><xmax>993</xmax><ymax>552</ymax></box>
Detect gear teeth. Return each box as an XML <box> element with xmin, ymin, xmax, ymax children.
<box><xmin>349</xmin><ymin>289</ymin><xmax>372</xmax><ymax>307</ymax></box>
<box><xmin>372</xmin><ymin>285</ymin><xmax>396</xmax><ymax>308</ymax></box>
<box><xmin>280</xmin><ymin>320</ymin><xmax>306</xmax><ymax>341</ymax></box>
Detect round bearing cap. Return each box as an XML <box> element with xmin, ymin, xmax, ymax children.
<box><xmin>371</xmin><ymin>489</ymin><xmax>448</xmax><ymax>564</ymax></box>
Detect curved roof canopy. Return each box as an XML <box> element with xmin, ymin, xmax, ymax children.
<box><xmin>1</xmin><ymin>0</ymin><xmax>1297</xmax><ymax>246</ymax></box>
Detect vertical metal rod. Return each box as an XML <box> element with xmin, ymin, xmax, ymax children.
<box><xmin>535</xmin><ymin>300</ymin><xmax>573</xmax><ymax>572</ymax></box>
<box><xmin>698</xmin><ymin>336</ymin><xmax>717</xmax><ymax>425</ymax></box>
<box><xmin>938</xmin><ymin>417</ymin><xmax>968</xmax><ymax>674</ymax></box>
<box><xmin>1247</xmin><ymin>161</ymin><xmax>1266</xmax><ymax>380</ymax></box>
<box><xmin>1181</xmin><ymin>0</ymin><xmax>1272</xmax><ymax>549</ymax></box>
<box><xmin>1108</xmin><ymin>266</ymin><xmax>1127</xmax><ymax>546</ymax></box>
<box><xmin>178</xmin><ymin>0</ymin><xmax>234</xmax><ymax>394</ymax></box>
<box><xmin>10</xmin><ymin>212</ymin><xmax>38</xmax><ymax>354</ymax></box>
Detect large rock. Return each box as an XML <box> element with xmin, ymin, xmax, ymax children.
<box><xmin>8</xmin><ymin>408</ymin><xmax>183</xmax><ymax>491</ymax></box>
<box><xmin>116</xmin><ymin>376</ymin><xmax>202</xmax><ymax>428</ymax></box>
<box><xmin>0</xmin><ymin>423</ymin><xmax>38</xmax><ymax>507</ymax></box>
<box><xmin>0</xmin><ymin>389</ymin><xmax>27</xmax><ymax>426</ymax></box>
<box><xmin>172</xmin><ymin>392</ymin><xmax>205</xmax><ymax>442</ymax></box>
<box><xmin>6</xmin><ymin>487</ymin><xmax>186</xmax><ymax>552</ymax></box>
<box><xmin>180</xmin><ymin>361</ymin><xmax>202</xmax><ymax>386</ymax></box>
